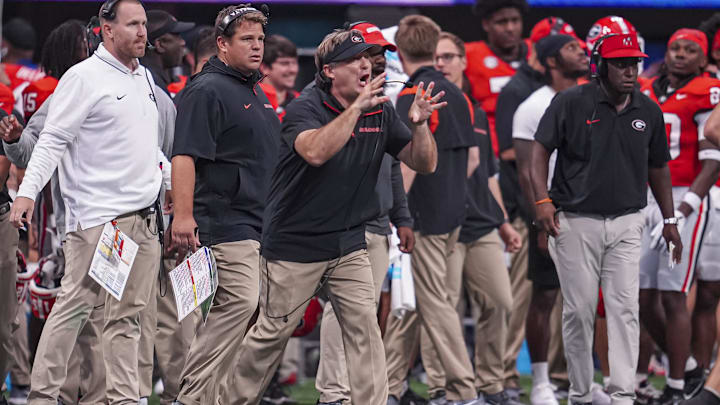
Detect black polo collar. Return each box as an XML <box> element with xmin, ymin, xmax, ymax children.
<box><xmin>594</xmin><ymin>80</ymin><xmax>643</xmax><ymax>112</ymax></box>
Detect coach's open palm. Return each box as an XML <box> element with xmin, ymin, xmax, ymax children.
<box><xmin>408</xmin><ymin>81</ymin><xmax>447</xmax><ymax>125</ymax></box>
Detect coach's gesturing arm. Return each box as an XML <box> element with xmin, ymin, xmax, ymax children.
<box><xmin>396</xmin><ymin>81</ymin><xmax>444</xmax><ymax>174</ymax></box>
<box><xmin>295</xmin><ymin>73</ymin><xmax>389</xmax><ymax>167</ymax></box>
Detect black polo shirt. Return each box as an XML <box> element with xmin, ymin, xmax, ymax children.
<box><xmin>172</xmin><ymin>56</ymin><xmax>280</xmax><ymax>245</ymax></box>
<box><xmin>459</xmin><ymin>107</ymin><xmax>504</xmax><ymax>243</ymax></box>
<box><xmin>397</xmin><ymin>66</ymin><xmax>476</xmax><ymax>235</ymax></box>
<box><xmin>535</xmin><ymin>81</ymin><xmax>670</xmax><ymax>216</ymax></box>
<box><xmin>495</xmin><ymin>63</ymin><xmax>546</xmax><ymax>222</ymax></box>
<box><xmin>261</xmin><ymin>85</ymin><xmax>412</xmax><ymax>263</ymax></box>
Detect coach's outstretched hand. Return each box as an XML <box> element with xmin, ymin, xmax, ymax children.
<box><xmin>0</xmin><ymin>114</ymin><xmax>24</xmax><ymax>143</ymax></box>
<box><xmin>408</xmin><ymin>81</ymin><xmax>447</xmax><ymax>126</ymax></box>
<box><xmin>352</xmin><ymin>72</ymin><xmax>390</xmax><ymax>112</ymax></box>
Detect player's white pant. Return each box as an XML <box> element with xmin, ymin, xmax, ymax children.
<box><xmin>697</xmin><ymin>186</ymin><xmax>720</xmax><ymax>282</ymax></box>
<box><xmin>640</xmin><ymin>187</ymin><xmax>709</xmax><ymax>293</ymax></box>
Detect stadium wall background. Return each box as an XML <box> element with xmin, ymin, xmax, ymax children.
<box><xmin>4</xmin><ymin>2</ymin><xmax>712</xmax><ymax>90</ymax></box>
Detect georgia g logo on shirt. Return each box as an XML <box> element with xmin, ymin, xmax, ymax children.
<box><xmin>632</xmin><ymin>119</ymin><xmax>646</xmax><ymax>132</ymax></box>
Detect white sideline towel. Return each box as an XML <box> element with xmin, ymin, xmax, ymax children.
<box><xmin>389</xmin><ymin>227</ymin><xmax>415</xmax><ymax>319</ymax></box>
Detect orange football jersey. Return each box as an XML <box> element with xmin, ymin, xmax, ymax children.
<box><xmin>3</xmin><ymin>63</ymin><xmax>45</xmax><ymax>92</ymax></box>
<box><xmin>167</xmin><ymin>75</ymin><xmax>188</xmax><ymax>99</ymax></box>
<box><xmin>641</xmin><ymin>76</ymin><xmax>720</xmax><ymax>186</ymax></box>
<box><xmin>464</xmin><ymin>39</ymin><xmax>529</xmax><ymax>155</ymax></box>
<box><xmin>22</xmin><ymin>76</ymin><xmax>59</xmax><ymax>121</ymax></box>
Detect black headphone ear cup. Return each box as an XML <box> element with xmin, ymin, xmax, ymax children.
<box><xmin>100</xmin><ymin>0</ymin><xmax>118</xmax><ymax>20</ymax></box>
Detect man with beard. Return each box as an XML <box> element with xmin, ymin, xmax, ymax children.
<box><xmin>638</xmin><ymin>28</ymin><xmax>720</xmax><ymax>404</ymax></box>
<box><xmin>142</xmin><ymin>10</ymin><xmax>194</xmax><ymax>95</ymax></box>
<box><xmin>9</xmin><ymin>1</ymin><xmax>165</xmax><ymax>403</ymax></box>
<box><xmin>512</xmin><ymin>34</ymin><xmax>592</xmax><ymax>405</ymax></box>
<box><xmin>530</xmin><ymin>33</ymin><xmax>681</xmax><ymax>405</ymax></box>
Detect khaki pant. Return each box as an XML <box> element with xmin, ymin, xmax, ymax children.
<box><xmin>60</xmin><ymin>304</ymin><xmax>106</xmax><ymax>405</ymax></box>
<box><xmin>1</xmin><ymin>210</ymin><xmax>19</xmax><ymax>389</ymax></box>
<box><xmin>422</xmin><ymin>230</ymin><xmax>514</xmax><ymax>395</ymax></box>
<box><xmin>549</xmin><ymin>211</ymin><xmax>644</xmax><ymax>405</ymax></box>
<box><xmin>156</xmin><ymin>258</ymin><xmax>200</xmax><ymax>405</ymax></box>
<box><xmin>138</xmin><ymin>281</ymin><xmax>157</xmax><ymax>399</ymax></box>
<box><xmin>278</xmin><ymin>338</ymin><xmax>300</xmax><ymax>384</ymax></box>
<box><xmin>29</xmin><ymin>213</ymin><xmax>158</xmax><ymax>405</ymax></box>
<box><xmin>177</xmin><ymin>240</ymin><xmax>261</xmax><ymax>405</ymax></box>
<box><xmin>102</xmin><ymin>213</ymin><xmax>161</xmax><ymax>405</ymax></box>
<box><xmin>503</xmin><ymin>217</ymin><xmax>531</xmax><ymax>386</ymax></box>
<box><xmin>11</xmin><ymin>309</ymin><xmax>31</xmax><ymax>387</ymax></box>
<box><xmin>316</xmin><ymin>232</ymin><xmax>390</xmax><ymax>403</ymax></box>
<box><xmin>384</xmin><ymin>228</ymin><xmax>476</xmax><ymax>401</ymax></box>
<box><xmin>232</xmin><ymin>249</ymin><xmax>387</xmax><ymax>405</ymax></box>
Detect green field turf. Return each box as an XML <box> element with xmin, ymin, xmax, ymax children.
<box><xmin>143</xmin><ymin>373</ymin><xmax>666</xmax><ymax>405</ymax></box>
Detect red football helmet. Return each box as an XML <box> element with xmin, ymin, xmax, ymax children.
<box><xmin>292</xmin><ymin>297</ymin><xmax>323</xmax><ymax>337</ymax></box>
<box><xmin>29</xmin><ymin>253</ymin><xmax>64</xmax><ymax>319</ymax></box>
<box><xmin>586</xmin><ymin>16</ymin><xmax>644</xmax><ymax>52</ymax></box>
<box><xmin>16</xmin><ymin>250</ymin><xmax>38</xmax><ymax>305</ymax></box>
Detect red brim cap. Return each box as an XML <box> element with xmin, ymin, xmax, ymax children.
<box><xmin>602</xmin><ymin>48</ymin><xmax>648</xmax><ymax>58</ymax></box>
<box><xmin>351</xmin><ymin>22</ymin><xmax>397</xmax><ymax>52</ymax></box>
<box><xmin>600</xmin><ymin>33</ymin><xmax>648</xmax><ymax>59</ymax></box>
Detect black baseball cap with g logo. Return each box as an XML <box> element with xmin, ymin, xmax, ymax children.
<box><xmin>323</xmin><ymin>32</ymin><xmax>379</xmax><ymax>65</ymax></box>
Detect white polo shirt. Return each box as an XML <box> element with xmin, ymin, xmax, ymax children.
<box><xmin>512</xmin><ymin>85</ymin><xmax>558</xmax><ymax>190</ymax></box>
<box><xmin>17</xmin><ymin>43</ymin><xmax>161</xmax><ymax>232</ymax></box>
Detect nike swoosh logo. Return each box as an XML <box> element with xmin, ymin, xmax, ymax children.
<box><xmin>586</xmin><ymin>119</ymin><xmax>600</xmax><ymax>125</ymax></box>
<box><xmin>117</xmin><ymin>95</ymin><xmax>127</xmax><ymax>100</ymax></box>
<box><xmin>676</xmin><ymin>94</ymin><xmax>687</xmax><ymax>100</ymax></box>
<box><xmin>244</xmin><ymin>104</ymin><xmax>251</xmax><ymax>109</ymax></box>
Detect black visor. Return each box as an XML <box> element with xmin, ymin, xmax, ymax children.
<box><xmin>323</xmin><ymin>32</ymin><xmax>378</xmax><ymax>64</ymax></box>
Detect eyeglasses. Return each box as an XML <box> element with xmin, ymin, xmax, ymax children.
<box><xmin>434</xmin><ymin>52</ymin><xmax>463</xmax><ymax>64</ymax></box>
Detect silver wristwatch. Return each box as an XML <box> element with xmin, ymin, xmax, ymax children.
<box><xmin>663</xmin><ymin>217</ymin><xmax>679</xmax><ymax>225</ymax></box>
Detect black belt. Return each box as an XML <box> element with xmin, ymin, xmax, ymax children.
<box><xmin>558</xmin><ymin>208</ymin><xmax>640</xmax><ymax>220</ymax></box>
<box><xmin>117</xmin><ymin>205</ymin><xmax>156</xmax><ymax>220</ymax></box>
<box><xmin>0</xmin><ymin>201</ymin><xmax>10</xmax><ymax>216</ymax></box>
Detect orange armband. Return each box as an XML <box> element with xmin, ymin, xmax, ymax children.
<box><xmin>535</xmin><ymin>198</ymin><xmax>553</xmax><ymax>205</ymax></box>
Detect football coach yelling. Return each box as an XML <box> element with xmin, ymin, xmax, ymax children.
<box><xmin>529</xmin><ymin>33</ymin><xmax>682</xmax><ymax>405</ymax></box>
<box><xmin>229</xmin><ymin>28</ymin><xmax>443</xmax><ymax>405</ymax></box>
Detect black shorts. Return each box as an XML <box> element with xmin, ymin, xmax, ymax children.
<box><xmin>527</xmin><ymin>224</ymin><xmax>560</xmax><ymax>289</ymax></box>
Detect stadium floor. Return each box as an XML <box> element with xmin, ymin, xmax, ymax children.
<box><xmin>142</xmin><ymin>374</ymin><xmax>665</xmax><ymax>404</ymax></box>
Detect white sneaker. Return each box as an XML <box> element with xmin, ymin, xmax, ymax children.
<box><xmin>449</xmin><ymin>399</ymin><xmax>485</xmax><ymax>405</ymax></box>
<box><xmin>531</xmin><ymin>383</ymin><xmax>560</xmax><ymax>405</ymax></box>
<box><xmin>154</xmin><ymin>378</ymin><xmax>165</xmax><ymax>395</ymax></box>
<box><xmin>591</xmin><ymin>383</ymin><xmax>611</xmax><ymax>405</ymax></box>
